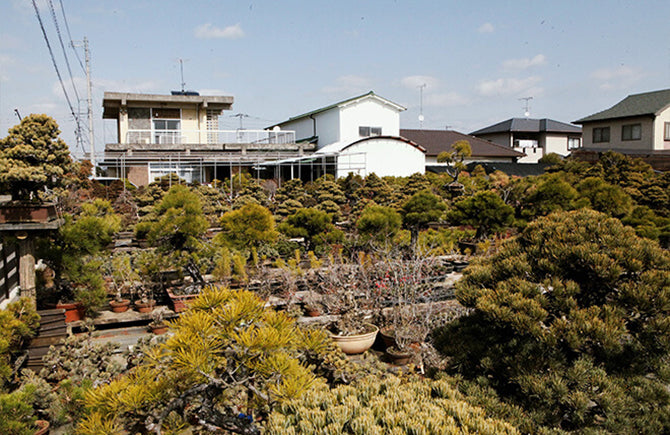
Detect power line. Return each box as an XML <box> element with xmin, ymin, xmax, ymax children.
<box><xmin>57</xmin><ymin>0</ymin><xmax>85</xmax><ymax>73</ymax></box>
<box><xmin>46</xmin><ymin>0</ymin><xmax>83</xmax><ymax>149</ymax></box>
<box><xmin>31</xmin><ymin>0</ymin><xmax>78</xmax><ymax>135</ymax></box>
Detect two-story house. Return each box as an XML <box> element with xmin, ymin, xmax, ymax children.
<box><xmin>574</xmin><ymin>88</ymin><xmax>670</xmax><ymax>153</ymax></box>
<box><xmin>470</xmin><ymin>118</ymin><xmax>582</xmax><ymax>163</ymax></box>
<box><xmin>268</xmin><ymin>92</ymin><xmax>426</xmax><ymax>178</ymax></box>
<box><xmin>100</xmin><ymin>91</ymin><xmax>310</xmax><ymax>186</ymax></box>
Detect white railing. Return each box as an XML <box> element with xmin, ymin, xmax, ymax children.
<box><xmin>125</xmin><ymin>129</ymin><xmax>295</xmax><ymax>145</ymax></box>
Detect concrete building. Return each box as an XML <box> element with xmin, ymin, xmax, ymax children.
<box><xmin>470</xmin><ymin>118</ymin><xmax>582</xmax><ymax>163</ymax></box>
<box><xmin>574</xmin><ymin>88</ymin><xmax>670</xmax><ymax>153</ymax></box>
<box><xmin>100</xmin><ymin>91</ymin><xmax>311</xmax><ymax>186</ymax></box>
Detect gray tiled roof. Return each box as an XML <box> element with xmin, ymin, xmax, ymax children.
<box><xmin>470</xmin><ymin>118</ymin><xmax>582</xmax><ymax>135</ymax></box>
<box><xmin>574</xmin><ymin>88</ymin><xmax>670</xmax><ymax>123</ymax></box>
<box><xmin>400</xmin><ymin>129</ymin><xmax>525</xmax><ymax>158</ymax></box>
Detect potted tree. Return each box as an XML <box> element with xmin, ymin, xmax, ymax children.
<box><xmin>107</xmin><ymin>253</ymin><xmax>137</xmax><ymax>313</ymax></box>
<box><xmin>148</xmin><ymin>307</ymin><xmax>169</xmax><ymax>334</ymax></box>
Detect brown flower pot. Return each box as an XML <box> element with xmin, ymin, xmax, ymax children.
<box><xmin>56</xmin><ymin>302</ymin><xmax>85</xmax><ymax>323</ymax></box>
<box><xmin>379</xmin><ymin>327</ymin><xmax>397</xmax><ymax>348</ymax></box>
<box><xmin>149</xmin><ymin>323</ymin><xmax>168</xmax><ymax>335</ymax></box>
<box><xmin>34</xmin><ymin>419</ymin><xmax>50</xmax><ymax>435</ymax></box>
<box><xmin>303</xmin><ymin>306</ymin><xmax>322</xmax><ymax>317</ymax></box>
<box><xmin>109</xmin><ymin>299</ymin><xmax>131</xmax><ymax>313</ymax></box>
<box><xmin>135</xmin><ymin>300</ymin><xmax>155</xmax><ymax>313</ymax></box>
<box><xmin>166</xmin><ymin>289</ymin><xmax>197</xmax><ymax>313</ymax></box>
<box><xmin>386</xmin><ymin>346</ymin><xmax>413</xmax><ymax>366</ymax></box>
<box><xmin>330</xmin><ymin>324</ymin><xmax>379</xmax><ymax>355</ymax></box>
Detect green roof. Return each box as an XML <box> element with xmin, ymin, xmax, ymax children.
<box><xmin>272</xmin><ymin>91</ymin><xmax>406</xmax><ymax>127</ymax></box>
<box><xmin>575</xmin><ymin>88</ymin><xmax>670</xmax><ymax>123</ymax></box>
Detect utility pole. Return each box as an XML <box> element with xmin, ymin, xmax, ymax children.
<box><xmin>84</xmin><ymin>37</ymin><xmax>95</xmax><ymax>176</ymax></box>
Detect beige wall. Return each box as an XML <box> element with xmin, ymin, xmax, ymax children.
<box><xmin>582</xmin><ymin>116</ymin><xmax>655</xmax><ymax>151</ymax></box>
<box><xmin>127</xmin><ymin>165</ymin><xmax>149</xmax><ymax>187</ymax></box>
<box><xmin>476</xmin><ymin>132</ymin><xmax>512</xmax><ymax>148</ymax></box>
<box><xmin>653</xmin><ymin>107</ymin><xmax>670</xmax><ymax>150</ymax></box>
<box><xmin>118</xmin><ymin>102</ymin><xmax>211</xmax><ymax>144</ymax></box>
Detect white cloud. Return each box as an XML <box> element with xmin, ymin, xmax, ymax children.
<box><xmin>478</xmin><ymin>22</ymin><xmax>495</xmax><ymax>33</ymax></box>
<box><xmin>476</xmin><ymin>76</ymin><xmax>542</xmax><ymax>97</ymax></box>
<box><xmin>591</xmin><ymin>65</ymin><xmax>644</xmax><ymax>90</ymax></box>
<box><xmin>194</xmin><ymin>23</ymin><xmax>245</xmax><ymax>39</ymax></box>
<box><xmin>502</xmin><ymin>54</ymin><xmax>546</xmax><ymax>71</ymax></box>
<box><xmin>322</xmin><ymin>75</ymin><xmax>372</xmax><ymax>95</ymax></box>
<box><xmin>93</xmin><ymin>78</ymin><xmax>162</xmax><ymax>94</ymax></box>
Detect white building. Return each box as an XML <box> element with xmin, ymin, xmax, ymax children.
<box><xmin>269</xmin><ymin>92</ymin><xmax>425</xmax><ymax>178</ymax></box>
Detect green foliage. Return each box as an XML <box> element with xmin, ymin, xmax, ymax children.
<box><xmin>437</xmin><ymin>140</ymin><xmax>472</xmax><ymax>182</ymax></box>
<box><xmin>401</xmin><ymin>190</ymin><xmax>447</xmax><ymax>247</ymax></box>
<box><xmin>0</xmin><ymin>387</ymin><xmax>36</xmax><ymax>435</ymax></box>
<box><xmin>576</xmin><ymin>176</ymin><xmax>633</xmax><ymax>218</ymax></box>
<box><xmin>145</xmin><ymin>184</ymin><xmax>208</xmax><ymax>254</ymax></box>
<box><xmin>279</xmin><ymin>207</ymin><xmax>342</xmax><ymax>253</ymax></box>
<box><xmin>521</xmin><ymin>173</ymin><xmax>578</xmax><ymax>219</ymax></box>
<box><xmin>266</xmin><ymin>375</ymin><xmax>520</xmax><ymax>434</ymax></box>
<box><xmin>0</xmin><ymin>298</ymin><xmax>40</xmax><ymax>389</ymax></box>
<box><xmin>78</xmin><ymin>286</ymin><xmax>345</xmax><ymax>433</ymax></box>
<box><xmin>0</xmin><ymin>114</ymin><xmax>74</xmax><ymax>200</ymax></box>
<box><xmin>356</xmin><ymin>204</ymin><xmax>402</xmax><ymax>247</ymax></box>
<box><xmin>216</xmin><ymin>202</ymin><xmax>278</xmax><ymax>251</ymax></box>
<box><xmin>449</xmin><ymin>191</ymin><xmax>514</xmax><ymax>239</ymax></box>
<box><xmin>437</xmin><ymin>209</ymin><xmax>670</xmax><ymax>433</ymax></box>
<box><xmin>538</xmin><ymin>152</ymin><xmax>563</xmax><ymax>165</ymax></box>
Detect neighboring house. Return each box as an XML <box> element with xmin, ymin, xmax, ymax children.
<box><xmin>470</xmin><ymin>118</ymin><xmax>582</xmax><ymax>163</ymax></box>
<box><xmin>574</xmin><ymin>88</ymin><xmax>670</xmax><ymax>153</ymax></box>
<box><xmin>400</xmin><ymin>129</ymin><xmax>525</xmax><ymax>169</ymax></box>
<box><xmin>100</xmin><ymin>91</ymin><xmax>310</xmax><ymax>186</ymax></box>
<box><xmin>268</xmin><ymin>92</ymin><xmax>426</xmax><ymax>179</ymax></box>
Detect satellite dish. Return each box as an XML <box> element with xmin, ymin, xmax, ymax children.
<box><xmin>524</xmin><ymin>111</ymin><xmax>530</xmax><ymax>118</ymax></box>
<box><xmin>418</xmin><ymin>114</ymin><xmax>425</xmax><ymax>122</ymax></box>
<box><xmin>272</xmin><ymin>126</ymin><xmax>281</xmax><ymax>132</ymax></box>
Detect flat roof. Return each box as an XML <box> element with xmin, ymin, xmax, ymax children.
<box><xmin>102</xmin><ymin>92</ymin><xmax>233</xmax><ymax>119</ymax></box>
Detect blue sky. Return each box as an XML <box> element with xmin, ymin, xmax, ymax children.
<box><xmin>1</xmin><ymin>0</ymin><xmax>669</xmax><ymax>157</ymax></box>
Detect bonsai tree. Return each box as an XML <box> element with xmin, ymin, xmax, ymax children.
<box><xmin>401</xmin><ymin>190</ymin><xmax>447</xmax><ymax>249</ymax></box>
<box><xmin>356</xmin><ymin>204</ymin><xmax>402</xmax><ymax>249</ymax></box>
<box><xmin>77</xmin><ymin>285</ymin><xmax>343</xmax><ymax>434</ymax></box>
<box><xmin>216</xmin><ymin>203</ymin><xmax>278</xmax><ymax>252</ymax></box>
<box><xmin>0</xmin><ymin>114</ymin><xmax>74</xmax><ymax>201</ymax></box>
<box><xmin>278</xmin><ymin>207</ymin><xmax>343</xmax><ymax>253</ymax></box>
<box><xmin>436</xmin><ymin>209</ymin><xmax>670</xmax><ymax>433</ymax></box>
<box><xmin>437</xmin><ymin>140</ymin><xmax>471</xmax><ymax>183</ymax></box>
<box><xmin>448</xmin><ymin>191</ymin><xmax>514</xmax><ymax>240</ymax></box>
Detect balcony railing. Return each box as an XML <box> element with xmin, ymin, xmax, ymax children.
<box><xmin>125</xmin><ymin>129</ymin><xmax>295</xmax><ymax>145</ymax></box>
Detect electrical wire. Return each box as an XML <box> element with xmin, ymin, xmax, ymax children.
<box><xmin>31</xmin><ymin>0</ymin><xmax>78</xmax><ymax>134</ymax></box>
<box><xmin>58</xmin><ymin>0</ymin><xmax>85</xmax><ymax>73</ymax></box>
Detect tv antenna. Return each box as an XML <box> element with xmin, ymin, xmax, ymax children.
<box><xmin>178</xmin><ymin>58</ymin><xmax>187</xmax><ymax>92</ymax></box>
<box><xmin>519</xmin><ymin>96</ymin><xmax>533</xmax><ymax>117</ymax></box>
<box><xmin>418</xmin><ymin>83</ymin><xmax>426</xmax><ymax>128</ymax></box>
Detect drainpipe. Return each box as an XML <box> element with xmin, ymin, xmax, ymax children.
<box><xmin>310</xmin><ymin>114</ymin><xmax>317</xmax><ymax>145</ymax></box>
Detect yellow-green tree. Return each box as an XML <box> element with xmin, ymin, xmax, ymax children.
<box><xmin>79</xmin><ymin>286</ymin><xmax>337</xmax><ymax>434</ymax></box>
<box><xmin>216</xmin><ymin>203</ymin><xmax>278</xmax><ymax>251</ymax></box>
<box><xmin>0</xmin><ymin>114</ymin><xmax>74</xmax><ymax>201</ymax></box>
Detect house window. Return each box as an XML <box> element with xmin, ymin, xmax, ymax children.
<box><xmin>568</xmin><ymin>137</ymin><xmax>581</xmax><ymax>150</ymax></box>
<box><xmin>621</xmin><ymin>123</ymin><xmax>641</xmax><ymax>141</ymax></box>
<box><xmin>665</xmin><ymin>122</ymin><xmax>670</xmax><ymax>141</ymax></box>
<box><xmin>592</xmin><ymin>127</ymin><xmax>610</xmax><ymax>143</ymax></box>
<box><xmin>359</xmin><ymin>126</ymin><xmax>382</xmax><ymax>137</ymax></box>
<box><xmin>152</xmin><ymin>108</ymin><xmax>181</xmax><ymax>144</ymax></box>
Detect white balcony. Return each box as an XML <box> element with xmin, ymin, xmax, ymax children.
<box><xmin>125</xmin><ymin>129</ymin><xmax>296</xmax><ymax>145</ymax></box>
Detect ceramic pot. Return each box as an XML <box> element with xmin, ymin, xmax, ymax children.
<box><xmin>386</xmin><ymin>346</ymin><xmax>413</xmax><ymax>366</ymax></box>
<box><xmin>56</xmin><ymin>302</ymin><xmax>85</xmax><ymax>323</ymax></box>
<box><xmin>149</xmin><ymin>323</ymin><xmax>168</xmax><ymax>335</ymax></box>
<box><xmin>109</xmin><ymin>299</ymin><xmax>131</xmax><ymax>313</ymax></box>
<box><xmin>330</xmin><ymin>324</ymin><xmax>379</xmax><ymax>355</ymax></box>
<box><xmin>135</xmin><ymin>300</ymin><xmax>155</xmax><ymax>313</ymax></box>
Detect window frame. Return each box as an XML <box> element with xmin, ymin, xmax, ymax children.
<box><xmin>359</xmin><ymin>126</ymin><xmax>382</xmax><ymax>137</ymax></box>
<box><xmin>664</xmin><ymin>122</ymin><xmax>670</xmax><ymax>141</ymax></box>
<box><xmin>592</xmin><ymin>127</ymin><xmax>610</xmax><ymax>143</ymax></box>
<box><xmin>621</xmin><ymin>123</ymin><xmax>641</xmax><ymax>141</ymax></box>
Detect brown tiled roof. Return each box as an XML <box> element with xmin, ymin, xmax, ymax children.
<box><xmin>400</xmin><ymin>129</ymin><xmax>525</xmax><ymax>158</ymax></box>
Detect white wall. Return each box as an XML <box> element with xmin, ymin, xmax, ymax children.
<box><xmin>339</xmin><ymin>98</ymin><xmax>400</xmax><ymax>144</ymax></box>
<box><xmin>336</xmin><ymin>137</ymin><xmax>424</xmax><ymax>178</ymax></box>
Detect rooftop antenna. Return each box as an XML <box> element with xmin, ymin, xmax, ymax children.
<box><xmin>231</xmin><ymin>113</ymin><xmax>249</xmax><ymax>129</ymax></box>
<box><xmin>519</xmin><ymin>96</ymin><xmax>533</xmax><ymax>118</ymax></box>
<box><xmin>14</xmin><ymin>109</ymin><xmax>22</xmax><ymax>122</ymax></box>
<box><xmin>178</xmin><ymin>58</ymin><xmax>186</xmax><ymax>93</ymax></box>
<box><xmin>418</xmin><ymin>83</ymin><xmax>426</xmax><ymax>128</ymax></box>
